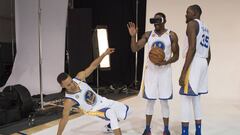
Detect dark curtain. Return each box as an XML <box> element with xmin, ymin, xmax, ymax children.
<box><xmin>74</xmin><ymin>0</ymin><xmax>146</xmax><ymax>86</ymax></box>
<box><xmin>0</xmin><ymin>42</ymin><xmax>16</xmax><ymax>87</ymax></box>
<box><xmin>66</xmin><ymin>9</ymin><xmax>93</xmax><ymax>78</ymax></box>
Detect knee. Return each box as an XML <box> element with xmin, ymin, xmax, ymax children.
<box><xmin>160</xmin><ymin>100</ymin><xmax>170</xmax><ymax>117</ymax></box>
<box><xmin>106</xmin><ymin>109</ymin><xmax>117</xmax><ymax>120</ymax></box>
<box><xmin>146</xmin><ymin>100</ymin><xmax>156</xmax><ymax>115</ymax></box>
<box><xmin>160</xmin><ymin>100</ymin><xmax>169</xmax><ymax>108</ymax></box>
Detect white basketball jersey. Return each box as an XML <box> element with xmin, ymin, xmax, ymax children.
<box><xmin>183</xmin><ymin>19</ymin><xmax>210</xmax><ymax>58</ymax></box>
<box><xmin>65</xmin><ymin>78</ymin><xmax>103</xmax><ymax>111</ymax></box>
<box><xmin>139</xmin><ymin>30</ymin><xmax>173</xmax><ymax>100</ymax></box>
<box><xmin>146</xmin><ymin>30</ymin><xmax>172</xmax><ymax>68</ymax></box>
<box><xmin>195</xmin><ymin>19</ymin><xmax>210</xmax><ymax>58</ymax></box>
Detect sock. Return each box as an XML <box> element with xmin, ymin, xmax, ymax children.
<box><xmin>195</xmin><ymin>123</ymin><xmax>201</xmax><ymax>135</ymax></box>
<box><xmin>182</xmin><ymin>125</ymin><xmax>189</xmax><ymax>135</ymax></box>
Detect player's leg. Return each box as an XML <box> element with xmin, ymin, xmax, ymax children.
<box><xmin>105</xmin><ymin>108</ymin><xmax>122</xmax><ymax>135</ymax></box>
<box><xmin>192</xmin><ymin>96</ymin><xmax>202</xmax><ymax>135</ymax></box>
<box><xmin>160</xmin><ymin>100</ymin><xmax>170</xmax><ymax>135</ymax></box>
<box><xmin>102</xmin><ymin>98</ymin><xmax>130</xmax><ymax>133</ymax></box>
<box><xmin>111</xmin><ymin>101</ymin><xmax>130</xmax><ymax>121</ymax></box>
<box><xmin>181</xmin><ymin>96</ymin><xmax>192</xmax><ymax>135</ymax></box>
<box><xmin>105</xmin><ymin>101</ymin><xmax>131</xmax><ymax>131</ymax></box>
<box><xmin>142</xmin><ymin>100</ymin><xmax>156</xmax><ymax>135</ymax></box>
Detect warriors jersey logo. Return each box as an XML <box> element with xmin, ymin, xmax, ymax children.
<box><xmin>84</xmin><ymin>90</ymin><xmax>96</xmax><ymax>105</ymax></box>
<box><xmin>151</xmin><ymin>41</ymin><xmax>165</xmax><ymax>50</ymax></box>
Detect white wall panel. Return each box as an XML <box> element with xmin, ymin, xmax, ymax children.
<box><xmin>146</xmin><ymin>0</ymin><xmax>240</xmax><ymax>100</ymax></box>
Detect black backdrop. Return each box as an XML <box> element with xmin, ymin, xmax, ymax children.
<box><xmin>70</xmin><ymin>0</ymin><xmax>146</xmax><ymax>86</ymax></box>
<box><xmin>66</xmin><ymin>8</ymin><xmax>93</xmax><ymax>79</ymax></box>
<box><xmin>0</xmin><ymin>42</ymin><xmax>15</xmax><ymax>87</ymax></box>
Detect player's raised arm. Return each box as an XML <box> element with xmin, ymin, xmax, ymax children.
<box><xmin>127</xmin><ymin>22</ymin><xmax>150</xmax><ymax>52</ymax></box>
<box><xmin>76</xmin><ymin>48</ymin><xmax>115</xmax><ymax>81</ymax></box>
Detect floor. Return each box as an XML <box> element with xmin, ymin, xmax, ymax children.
<box><xmin>0</xmin><ymin>87</ymin><xmax>138</xmax><ymax>135</ymax></box>
<box><xmin>16</xmin><ymin>95</ymin><xmax>240</xmax><ymax>135</ymax></box>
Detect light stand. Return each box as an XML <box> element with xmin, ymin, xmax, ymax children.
<box><xmin>134</xmin><ymin>0</ymin><xmax>140</xmax><ymax>89</ymax></box>
<box><xmin>123</xmin><ymin>0</ymin><xmax>140</xmax><ymax>94</ymax></box>
<box><xmin>96</xmin><ymin>66</ymin><xmax>100</xmax><ymax>94</ymax></box>
<box><xmin>38</xmin><ymin>0</ymin><xmax>44</xmax><ymax>110</ymax></box>
<box><xmin>65</xmin><ymin>3</ymin><xmax>71</xmax><ymax>75</ymax></box>
<box><xmin>10</xmin><ymin>0</ymin><xmax>15</xmax><ymax>62</ymax></box>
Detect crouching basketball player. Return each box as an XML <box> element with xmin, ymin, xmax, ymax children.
<box><xmin>56</xmin><ymin>48</ymin><xmax>130</xmax><ymax>135</ymax></box>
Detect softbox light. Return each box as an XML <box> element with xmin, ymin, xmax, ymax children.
<box><xmin>92</xmin><ymin>26</ymin><xmax>110</xmax><ymax>69</ymax></box>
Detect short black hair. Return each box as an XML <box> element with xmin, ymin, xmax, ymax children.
<box><xmin>57</xmin><ymin>72</ymin><xmax>68</xmax><ymax>84</ymax></box>
<box><xmin>190</xmin><ymin>4</ymin><xmax>202</xmax><ymax>16</ymax></box>
<box><xmin>154</xmin><ymin>12</ymin><xmax>166</xmax><ymax>21</ymax></box>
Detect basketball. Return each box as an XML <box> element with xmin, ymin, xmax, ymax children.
<box><xmin>149</xmin><ymin>47</ymin><xmax>165</xmax><ymax>65</ymax></box>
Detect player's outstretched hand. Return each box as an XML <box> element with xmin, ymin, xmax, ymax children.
<box><xmin>127</xmin><ymin>22</ymin><xmax>138</xmax><ymax>37</ymax></box>
<box><xmin>104</xmin><ymin>48</ymin><xmax>115</xmax><ymax>55</ymax></box>
<box><xmin>179</xmin><ymin>72</ymin><xmax>186</xmax><ymax>87</ymax></box>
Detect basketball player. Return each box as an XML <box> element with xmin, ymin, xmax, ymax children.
<box><xmin>127</xmin><ymin>12</ymin><xmax>179</xmax><ymax>135</ymax></box>
<box><xmin>179</xmin><ymin>5</ymin><xmax>211</xmax><ymax>135</ymax></box>
<box><xmin>56</xmin><ymin>48</ymin><xmax>130</xmax><ymax>135</ymax></box>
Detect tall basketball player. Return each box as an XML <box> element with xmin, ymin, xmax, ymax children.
<box><xmin>56</xmin><ymin>48</ymin><xmax>130</xmax><ymax>135</ymax></box>
<box><xmin>179</xmin><ymin>4</ymin><xmax>211</xmax><ymax>135</ymax></box>
<box><xmin>127</xmin><ymin>12</ymin><xmax>179</xmax><ymax>135</ymax></box>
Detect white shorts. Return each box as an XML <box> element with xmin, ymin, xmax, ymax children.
<box><xmin>91</xmin><ymin>97</ymin><xmax>129</xmax><ymax>121</ymax></box>
<box><xmin>180</xmin><ymin>56</ymin><xmax>208</xmax><ymax>96</ymax></box>
<box><xmin>142</xmin><ymin>64</ymin><xmax>173</xmax><ymax>100</ymax></box>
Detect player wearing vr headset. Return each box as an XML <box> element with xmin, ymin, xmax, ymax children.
<box><xmin>127</xmin><ymin>12</ymin><xmax>179</xmax><ymax>135</ymax></box>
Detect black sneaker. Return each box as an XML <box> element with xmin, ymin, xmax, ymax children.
<box><xmin>163</xmin><ymin>130</ymin><xmax>171</xmax><ymax>135</ymax></box>
<box><xmin>142</xmin><ymin>128</ymin><xmax>151</xmax><ymax>135</ymax></box>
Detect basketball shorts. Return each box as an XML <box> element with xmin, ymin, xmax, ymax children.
<box><xmin>142</xmin><ymin>65</ymin><xmax>173</xmax><ymax>100</ymax></box>
<box><xmin>180</xmin><ymin>56</ymin><xmax>208</xmax><ymax>96</ymax></box>
<box><xmin>89</xmin><ymin>97</ymin><xmax>129</xmax><ymax>121</ymax></box>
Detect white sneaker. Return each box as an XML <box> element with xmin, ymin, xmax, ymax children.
<box><xmin>104</xmin><ymin>124</ymin><xmax>113</xmax><ymax>133</ymax></box>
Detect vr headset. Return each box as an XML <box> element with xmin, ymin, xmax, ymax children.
<box><xmin>150</xmin><ymin>17</ymin><xmax>164</xmax><ymax>24</ymax></box>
